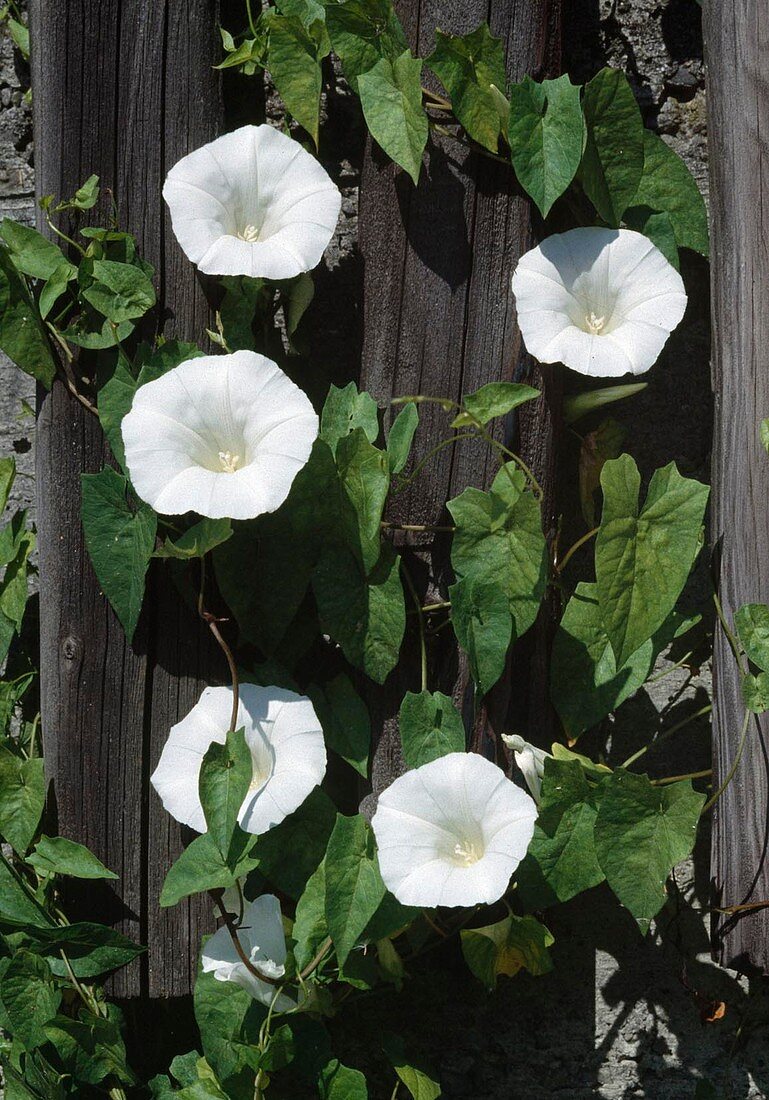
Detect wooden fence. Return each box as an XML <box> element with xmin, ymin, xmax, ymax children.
<box><xmin>705</xmin><ymin>0</ymin><xmax>769</xmax><ymax>973</ymax></box>
<box><xmin>30</xmin><ymin>0</ymin><xmax>564</xmax><ymax>1040</ymax></box>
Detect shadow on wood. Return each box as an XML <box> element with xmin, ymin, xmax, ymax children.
<box><xmin>356</xmin><ymin>0</ymin><xmax>563</xmax><ymax>796</ymax></box>
<box><xmin>30</xmin><ymin>0</ymin><xmax>224</xmax><ymax>1015</ymax></box>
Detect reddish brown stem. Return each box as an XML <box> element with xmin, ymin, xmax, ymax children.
<box><xmin>197</xmin><ymin>558</ymin><xmax>240</xmax><ymax>733</ymax></box>
<box><xmin>209</xmin><ymin>890</ymin><xmax>281</xmax><ymax>987</ymax></box>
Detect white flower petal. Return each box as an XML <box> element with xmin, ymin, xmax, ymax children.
<box><xmin>237</xmin><ymin>690</ymin><xmax>327</xmax><ymax>834</ymax></box>
<box><xmin>372</xmin><ymin>752</ymin><xmax>537</xmax><ymax>909</ymax></box>
<box><xmin>150</xmin><ymin>684</ymin><xmax>326</xmax><ymax>836</ymax></box>
<box><xmin>201</xmin><ymin>895</ymin><xmax>296</xmax><ymax>1010</ymax></box>
<box><xmin>511</xmin><ymin>227</ymin><xmax>687</xmax><ymax>377</ymax></box>
<box><xmin>163</xmin><ymin>124</ymin><xmax>341</xmax><ymax>279</ymax></box>
<box><xmin>150</xmin><ymin>685</ymin><xmax>231</xmax><ymax>832</ymax></box>
<box><xmin>501</xmin><ymin>735</ymin><xmax>550</xmax><ymax>802</ymax></box>
<box><xmin>122</xmin><ymin>350</ymin><xmax>318</xmax><ymax>520</ymax></box>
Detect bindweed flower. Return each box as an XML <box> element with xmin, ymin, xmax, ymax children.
<box><xmin>150</xmin><ymin>684</ymin><xmax>326</xmax><ymax>835</ymax></box>
<box><xmin>501</xmin><ymin>734</ymin><xmax>551</xmax><ymax>803</ymax></box>
<box><xmin>163</xmin><ymin>123</ymin><xmax>342</xmax><ymax>279</ymax></box>
<box><xmin>511</xmin><ymin>227</ymin><xmax>687</xmax><ymax>377</ymax></box>
<box><xmin>201</xmin><ymin>894</ymin><xmax>296</xmax><ymax>1010</ymax></box>
<box><xmin>371</xmin><ymin>752</ymin><xmax>537</xmax><ymax>908</ymax></box>
<box><xmin>121</xmin><ymin>350</ymin><xmax>318</xmax><ymax>521</ymax></box>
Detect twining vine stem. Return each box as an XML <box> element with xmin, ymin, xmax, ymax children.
<box><xmin>390</xmin><ymin>394</ymin><xmax>545</xmax><ymax>499</ymax></box>
<box><xmin>400</xmin><ymin>559</ymin><xmax>428</xmax><ymax>693</ymax></box>
<box><xmin>702</xmin><ymin>708</ymin><xmax>752</xmax><ymax>814</ymax></box>
<box><xmin>555</xmin><ymin>526</ymin><xmax>599</xmax><ymax>574</ymax></box>
<box><xmin>299</xmin><ymin>934</ymin><xmax>332</xmax><ymax>981</ymax></box>
<box><xmin>392</xmin><ymin>432</ymin><xmax>478</xmax><ymax>495</ymax></box>
<box><xmin>713</xmin><ymin>591</ymin><xmax>747</xmax><ymax>676</ymax></box>
<box><xmin>651</xmin><ymin>767</ymin><xmax>712</xmax><ymax>787</ymax></box>
<box><xmin>196</xmin><ymin>557</ymin><xmax>280</xmax><ymax>989</ymax></box>
<box><xmin>45</xmin><ymin>321</ymin><xmax>98</xmax><ymax>416</ymax></box>
<box><xmin>197</xmin><ymin>557</ymin><xmax>240</xmax><ymax>733</ymax></box>
<box><xmin>621</xmin><ymin>704</ymin><xmax>712</xmax><ymax>769</ymax></box>
<box><xmin>381</xmin><ymin>521</ymin><xmax>456</xmax><ymax>534</ymax></box>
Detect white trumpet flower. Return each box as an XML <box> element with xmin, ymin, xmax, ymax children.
<box><xmin>201</xmin><ymin>894</ymin><xmax>296</xmax><ymax>1010</ymax></box>
<box><xmin>371</xmin><ymin>752</ymin><xmax>537</xmax><ymax>908</ymax></box>
<box><xmin>511</xmin><ymin>227</ymin><xmax>687</xmax><ymax>377</ymax></box>
<box><xmin>163</xmin><ymin>124</ymin><xmax>342</xmax><ymax>279</ymax></box>
<box><xmin>150</xmin><ymin>684</ymin><xmax>326</xmax><ymax>836</ymax></box>
<box><xmin>121</xmin><ymin>350</ymin><xmax>318</xmax><ymax>521</ymax></box>
<box><xmin>501</xmin><ymin>734</ymin><xmax>551</xmax><ymax>802</ymax></box>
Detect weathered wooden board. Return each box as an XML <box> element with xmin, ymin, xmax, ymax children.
<box><xmin>357</xmin><ymin>0</ymin><xmax>562</xmax><ymax>793</ymax></box>
<box><xmin>704</xmin><ymin>0</ymin><xmax>769</xmax><ymax>972</ymax></box>
<box><xmin>30</xmin><ymin>0</ymin><xmax>223</xmax><ymax>1000</ymax></box>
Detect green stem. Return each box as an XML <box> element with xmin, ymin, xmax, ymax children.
<box><xmin>429</xmin><ymin>121</ymin><xmax>511</xmax><ymax>166</ymax></box>
<box><xmin>651</xmin><ymin>767</ymin><xmax>712</xmax><ymax>787</ymax></box>
<box><xmin>45</xmin><ymin>322</ymin><xmax>98</xmax><ymax>416</ymax></box>
<box><xmin>25</xmin><ymin>712</ymin><xmax>41</xmax><ymax>761</ymax></box>
<box><xmin>254</xmin><ymin>982</ymin><xmax>287</xmax><ymax>1098</ymax></box>
<box><xmin>59</xmin><ymin>946</ymin><xmax>123</xmax><ymax>1095</ymax></box>
<box><xmin>401</xmin><ymin>560</ymin><xmax>427</xmax><ymax>693</ymax></box>
<box><xmin>621</xmin><ymin>704</ymin><xmax>712</xmax><ymax>770</ymax></box>
<box><xmin>392</xmin><ymin>432</ymin><xmax>477</xmax><ymax>495</ymax></box>
<box><xmin>647</xmin><ymin>650</ymin><xmax>696</xmax><ymax>684</ymax></box>
<box><xmin>555</xmin><ymin>526</ymin><xmax>599</xmax><ymax>574</ymax></box>
<box><xmin>702</xmin><ymin>708</ymin><xmax>752</xmax><ymax>813</ymax></box>
<box><xmin>389</xmin><ymin>1083</ymin><xmax>401</xmax><ymax>1100</ymax></box>
<box><xmin>245</xmin><ymin>0</ymin><xmax>258</xmax><ymax>37</ymax></box>
<box><xmin>44</xmin><ymin>211</ymin><xmax>85</xmax><ymax>256</ymax></box>
<box><xmin>381</xmin><ymin>521</ymin><xmax>456</xmax><ymax>534</ymax></box>
<box><xmin>422</xmin><ymin>601</ymin><xmax>451</xmax><ymax>613</ymax></box>
<box><xmin>59</xmin><ymin>949</ymin><xmax>100</xmax><ymax>1013</ymax></box>
<box><xmin>478</xmin><ymin>428</ymin><xmax>544</xmax><ymax>499</ymax></box>
<box><xmin>713</xmin><ymin>591</ymin><xmax>746</xmax><ymax>675</ymax></box>
<box><xmin>299</xmin><ymin>935</ymin><xmax>332</xmax><ymax>980</ymax></box>
<box><xmin>421</xmin><ymin>86</ymin><xmax>452</xmax><ymax>111</ymax></box>
<box><xmin>391</xmin><ymin>394</ymin><xmax>461</xmax><ymax>412</ymax></box>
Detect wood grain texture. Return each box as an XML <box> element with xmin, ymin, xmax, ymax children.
<box><xmin>704</xmin><ymin>0</ymin><xmax>769</xmax><ymax>972</ymax></box>
<box><xmin>357</xmin><ymin>0</ymin><xmax>562</xmax><ymax>794</ymax></box>
<box><xmin>31</xmin><ymin>0</ymin><xmax>223</xmax><ymax>999</ymax></box>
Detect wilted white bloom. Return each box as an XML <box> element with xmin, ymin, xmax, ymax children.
<box><xmin>150</xmin><ymin>684</ymin><xmax>326</xmax><ymax>835</ymax></box>
<box><xmin>501</xmin><ymin>734</ymin><xmax>551</xmax><ymax>802</ymax></box>
<box><xmin>163</xmin><ymin>124</ymin><xmax>341</xmax><ymax>279</ymax></box>
<box><xmin>202</xmin><ymin>894</ymin><xmax>296</xmax><ymax>1010</ymax></box>
<box><xmin>121</xmin><ymin>350</ymin><xmax>318</xmax><ymax>521</ymax></box>
<box><xmin>371</xmin><ymin>752</ymin><xmax>537</xmax><ymax>908</ymax></box>
<box><xmin>511</xmin><ymin>227</ymin><xmax>687</xmax><ymax>377</ymax></box>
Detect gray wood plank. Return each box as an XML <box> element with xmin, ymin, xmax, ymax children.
<box><xmin>357</xmin><ymin>0</ymin><xmax>562</xmax><ymax>794</ymax></box>
<box><xmin>704</xmin><ymin>0</ymin><xmax>769</xmax><ymax>972</ymax></box>
<box><xmin>31</xmin><ymin>0</ymin><xmax>222</xmax><ymax>999</ymax></box>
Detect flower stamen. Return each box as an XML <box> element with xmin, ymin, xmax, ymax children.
<box><xmin>218</xmin><ymin>450</ymin><xmax>241</xmax><ymax>473</ymax></box>
<box><xmin>248</xmin><ymin>767</ymin><xmax>268</xmax><ymax>794</ymax></box>
<box><xmin>585</xmin><ymin>311</ymin><xmax>606</xmax><ymax>335</ymax></box>
<box><xmin>238</xmin><ymin>224</ymin><xmax>260</xmax><ymax>243</ymax></box>
<box><xmin>452</xmin><ymin>840</ymin><xmax>481</xmax><ymax>866</ymax></box>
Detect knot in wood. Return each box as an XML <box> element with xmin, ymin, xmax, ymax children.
<box><xmin>62</xmin><ymin>634</ymin><xmax>82</xmax><ymax>661</ymax></box>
